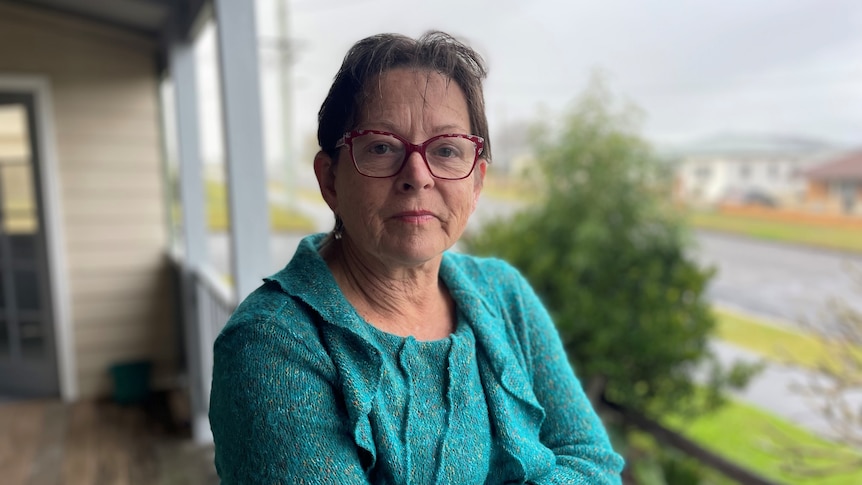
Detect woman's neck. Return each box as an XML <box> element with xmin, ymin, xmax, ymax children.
<box><xmin>322</xmin><ymin>239</ymin><xmax>455</xmax><ymax>340</ymax></box>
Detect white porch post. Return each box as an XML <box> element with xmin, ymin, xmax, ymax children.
<box><xmin>213</xmin><ymin>0</ymin><xmax>272</xmax><ymax>300</ymax></box>
<box><xmin>170</xmin><ymin>40</ymin><xmax>213</xmax><ymax>444</ymax></box>
<box><xmin>172</xmin><ymin>43</ymin><xmax>208</xmax><ymax>271</ymax></box>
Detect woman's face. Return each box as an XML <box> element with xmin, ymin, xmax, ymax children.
<box><xmin>315</xmin><ymin>68</ymin><xmax>486</xmax><ymax>269</ymax></box>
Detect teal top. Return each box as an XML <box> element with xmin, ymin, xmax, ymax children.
<box><xmin>209</xmin><ymin>234</ymin><xmax>624</xmax><ymax>484</ymax></box>
<box><xmin>368</xmin><ymin>324</ymin><xmax>493</xmax><ymax>483</ymax></box>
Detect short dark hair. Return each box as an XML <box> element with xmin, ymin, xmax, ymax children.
<box><xmin>317</xmin><ymin>31</ymin><xmax>491</xmax><ymax>162</ymax></box>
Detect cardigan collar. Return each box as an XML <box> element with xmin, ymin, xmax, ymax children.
<box><xmin>266</xmin><ymin>234</ymin><xmax>552</xmax><ymax>480</ymax></box>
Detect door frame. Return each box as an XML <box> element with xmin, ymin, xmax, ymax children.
<box><xmin>0</xmin><ymin>74</ymin><xmax>76</xmax><ymax>401</ymax></box>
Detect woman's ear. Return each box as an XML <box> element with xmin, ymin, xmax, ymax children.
<box><xmin>314</xmin><ymin>151</ymin><xmax>339</xmax><ymax>213</ymax></box>
<box><xmin>472</xmin><ymin>160</ymin><xmax>487</xmax><ymax>207</ymax></box>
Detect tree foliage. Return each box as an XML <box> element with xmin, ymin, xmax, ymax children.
<box><xmin>466</xmin><ymin>77</ymin><xmax>752</xmax><ymax>418</ymax></box>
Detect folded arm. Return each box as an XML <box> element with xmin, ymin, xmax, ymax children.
<box><xmin>209</xmin><ymin>319</ymin><xmax>371</xmax><ymax>485</ymax></box>
<box><xmin>514</xmin><ymin>274</ymin><xmax>625</xmax><ymax>484</ymax></box>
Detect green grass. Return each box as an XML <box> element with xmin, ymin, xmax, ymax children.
<box><xmin>688</xmin><ymin>211</ymin><xmax>862</xmax><ymax>254</ymax></box>
<box><xmin>481</xmin><ymin>175</ymin><xmax>537</xmax><ymax>202</ymax></box>
<box><xmin>713</xmin><ymin>306</ymin><xmax>862</xmax><ymax>376</ymax></box>
<box><xmin>204</xmin><ymin>181</ymin><xmax>315</xmax><ymax>233</ymax></box>
<box><xmin>663</xmin><ymin>395</ymin><xmax>862</xmax><ymax>485</ymax></box>
<box><xmin>713</xmin><ymin>307</ymin><xmax>833</xmax><ymax>371</ymax></box>
<box><xmin>698</xmin><ymin>308</ymin><xmax>862</xmax><ymax>483</ymax></box>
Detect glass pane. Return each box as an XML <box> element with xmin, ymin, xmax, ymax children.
<box><xmin>0</xmin><ymin>105</ymin><xmax>30</xmax><ymax>159</ymax></box>
<box><xmin>0</xmin><ymin>104</ymin><xmax>36</xmax><ymax>235</ymax></box>
<box><xmin>0</xmin><ymin>318</ymin><xmax>8</xmax><ymax>359</ymax></box>
<box><xmin>10</xmin><ymin>234</ymin><xmax>37</xmax><ymax>261</ymax></box>
<box><xmin>20</xmin><ymin>320</ymin><xmax>45</xmax><ymax>361</ymax></box>
<box><xmin>14</xmin><ymin>270</ymin><xmax>40</xmax><ymax>310</ymax></box>
<box><xmin>1</xmin><ymin>163</ymin><xmax>38</xmax><ymax>234</ymax></box>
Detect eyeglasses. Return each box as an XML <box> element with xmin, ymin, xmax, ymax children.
<box><xmin>335</xmin><ymin>129</ymin><xmax>485</xmax><ymax>180</ymax></box>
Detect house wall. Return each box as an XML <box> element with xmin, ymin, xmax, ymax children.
<box><xmin>678</xmin><ymin>157</ymin><xmax>725</xmax><ymax>204</ymax></box>
<box><xmin>806</xmin><ymin>180</ymin><xmax>829</xmax><ymax>201</ymax></box>
<box><xmin>804</xmin><ymin>180</ymin><xmax>862</xmax><ymax>215</ymax></box>
<box><xmin>0</xmin><ymin>3</ymin><xmax>176</xmax><ymax>397</ymax></box>
<box><xmin>677</xmin><ymin>155</ymin><xmax>814</xmax><ymax>207</ymax></box>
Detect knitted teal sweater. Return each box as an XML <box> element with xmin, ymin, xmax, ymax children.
<box><xmin>209</xmin><ymin>234</ymin><xmax>624</xmax><ymax>484</ymax></box>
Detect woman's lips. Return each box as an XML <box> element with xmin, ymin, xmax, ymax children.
<box><xmin>392</xmin><ymin>210</ymin><xmax>436</xmax><ymax>223</ymax></box>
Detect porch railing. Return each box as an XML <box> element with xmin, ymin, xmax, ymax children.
<box><xmin>170</xmin><ymin>252</ymin><xmax>237</xmax><ymax>444</ymax></box>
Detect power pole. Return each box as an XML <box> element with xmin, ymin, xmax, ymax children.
<box><xmin>276</xmin><ymin>0</ymin><xmax>295</xmax><ymax>208</ymax></box>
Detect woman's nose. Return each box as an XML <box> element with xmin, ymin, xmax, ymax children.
<box><xmin>396</xmin><ymin>150</ymin><xmax>435</xmax><ymax>190</ymax></box>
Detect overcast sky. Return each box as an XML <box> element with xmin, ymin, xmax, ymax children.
<box><xmin>197</xmin><ymin>0</ymin><xmax>862</xmax><ymax>163</ymax></box>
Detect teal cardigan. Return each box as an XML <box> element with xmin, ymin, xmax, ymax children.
<box><xmin>209</xmin><ymin>234</ymin><xmax>624</xmax><ymax>484</ymax></box>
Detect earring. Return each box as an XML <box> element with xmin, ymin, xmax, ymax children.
<box><xmin>333</xmin><ymin>215</ymin><xmax>344</xmax><ymax>240</ymax></box>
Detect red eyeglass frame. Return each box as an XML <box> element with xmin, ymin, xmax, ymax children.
<box><xmin>335</xmin><ymin>129</ymin><xmax>486</xmax><ymax>180</ymax></box>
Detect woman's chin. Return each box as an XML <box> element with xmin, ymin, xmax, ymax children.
<box><xmin>379</xmin><ymin>239</ymin><xmax>449</xmax><ymax>267</ymax></box>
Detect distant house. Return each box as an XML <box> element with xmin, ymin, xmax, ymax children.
<box><xmin>804</xmin><ymin>151</ymin><xmax>862</xmax><ymax>215</ymax></box>
<box><xmin>672</xmin><ymin>134</ymin><xmax>835</xmax><ymax>207</ymax></box>
<box><xmin>0</xmin><ymin>0</ymin><xmax>273</xmax><ymax>443</ymax></box>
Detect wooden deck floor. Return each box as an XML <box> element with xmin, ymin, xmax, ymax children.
<box><xmin>0</xmin><ymin>396</ymin><xmax>218</xmax><ymax>485</ymax></box>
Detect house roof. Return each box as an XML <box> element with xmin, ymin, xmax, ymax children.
<box><xmin>4</xmin><ymin>0</ymin><xmax>210</xmax><ymax>71</ymax></box>
<box><xmin>805</xmin><ymin>150</ymin><xmax>862</xmax><ymax>181</ymax></box>
<box><xmin>4</xmin><ymin>0</ymin><xmax>207</xmax><ymax>42</ymax></box>
<box><xmin>670</xmin><ymin>133</ymin><xmax>835</xmax><ymax>158</ymax></box>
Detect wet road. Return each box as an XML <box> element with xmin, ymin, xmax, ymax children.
<box><xmin>691</xmin><ymin>231</ymin><xmax>862</xmax><ymax>329</ymax></box>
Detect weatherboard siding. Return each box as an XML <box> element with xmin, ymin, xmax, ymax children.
<box><xmin>0</xmin><ymin>3</ymin><xmax>176</xmax><ymax>398</ymax></box>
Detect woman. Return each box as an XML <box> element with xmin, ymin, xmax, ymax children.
<box><xmin>209</xmin><ymin>31</ymin><xmax>624</xmax><ymax>484</ymax></box>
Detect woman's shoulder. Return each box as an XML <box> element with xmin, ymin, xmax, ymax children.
<box><xmin>216</xmin><ymin>279</ymin><xmax>326</xmax><ymax>355</ymax></box>
<box><xmin>217</xmin><ymin>235</ymin><xmax>340</xmax><ymax>350</ymax></box>
<box><xmin>444</xmin><ymin>251</ymin><xmax>550</xmax><ymax>336</ymax></box>
<box><xmin>445</xmin><ymin>250</ymin><xmax>520</xmax><ymax>277</ymax></box>
<box><xmin>444</xmin><ymin>251</ymin><xmax>527</xmax><ymax>294</ymax></box>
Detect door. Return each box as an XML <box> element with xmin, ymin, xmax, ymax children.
<box><xmin>0</xmin><ymin>92</ymin><xmax>58</xmax><ymax>397</ymax></box>
<box><xmin>839</xmin><ymin>181</ymin><xmax>856</xmax><ymax>214</ymax></box>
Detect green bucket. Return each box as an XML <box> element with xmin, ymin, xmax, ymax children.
<box><xmin>109</xmin><ymin>360</ymin><xmax>152</xmax><ymax>405</ymax></box>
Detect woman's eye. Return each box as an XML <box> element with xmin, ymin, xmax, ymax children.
<box><xmin>434</xmin><ymin>146</ymin><xmax>459</xmax><ymax>158</ymax></box>
<box><xmin>370</xmin><ymin>143</ymin><xmax>391</xmax><ymax>155</ymax></box>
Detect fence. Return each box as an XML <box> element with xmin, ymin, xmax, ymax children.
<box><xmin>718</xmin><ymin>203</ymin><xmax>862</xmax><ymax>229</ymax></box>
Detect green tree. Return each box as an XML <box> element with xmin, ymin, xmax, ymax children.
<box><xmin>466</xmin><ymin>77</ymin><xmax>752</xmax><ymax>419</ymax></box>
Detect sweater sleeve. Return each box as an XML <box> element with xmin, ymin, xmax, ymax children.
<box><xmin>512</xmin><ymin>272</ymin><xmax>625</xmax><ymax>485</ymax></box>
<box><xmin>209</xmin><ymin>315</ymin><xmax>372</xmax><ymax>485</ymax></box>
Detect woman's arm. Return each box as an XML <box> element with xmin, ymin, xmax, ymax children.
<box><xmin>209</xmin><ymin>318</ymin><xmax>371</xmax><ymax>485</ymax></box>
<box><xmin>515</xmin><ymin>273</ymin><xmax>626</xmax><ymax>485</ymax></box>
